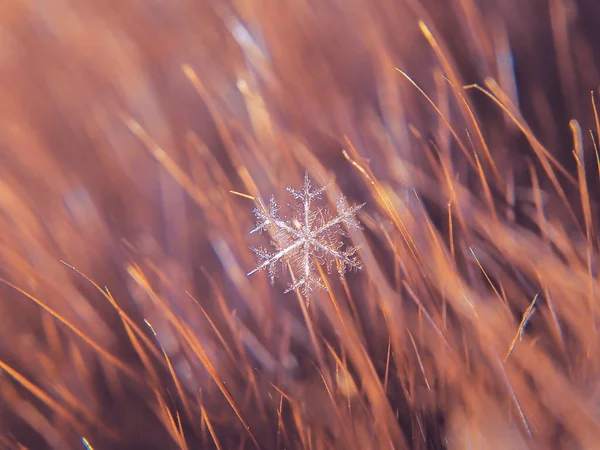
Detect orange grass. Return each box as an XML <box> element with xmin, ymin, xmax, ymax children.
<box><xmin>0</xmin><ymin>0</ymin><xmax>599</xmax><ymax>449</ymax></box>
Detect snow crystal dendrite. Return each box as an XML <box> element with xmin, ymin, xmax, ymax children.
<box><xmin>247</xmin><ymin>173</ymin><xmax>365</xmax><ymax>305</ymax></box>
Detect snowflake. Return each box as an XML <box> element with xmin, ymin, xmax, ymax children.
<box><xmin>247</xmin><ymin>173</ymin><xmax>364</xmax><ymax>304</ymax></box>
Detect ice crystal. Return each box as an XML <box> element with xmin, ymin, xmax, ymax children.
<box><xmin>247</xmin><ymin>173</ymin><xmax>365</xmax><ymax>304</ymax></box>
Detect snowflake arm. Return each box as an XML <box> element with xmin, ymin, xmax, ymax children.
<box><xmin>310</xmin><ymin>240</ymin><xmax>362</xmax><ymax>275</ymax></box>
<box><xmin>247</xmin><ymin>239</ymin><xmax>304</xmax><ymax>278</ymax></box>
<box><xmin>250</xmin><ymin>196</ymin><xmax>300</xmax><ymax>237</ymax></box>
<box><xmin>316</xmin><ymin>200</ymin><xmax>366</xmax><ymax>235</ymax></box>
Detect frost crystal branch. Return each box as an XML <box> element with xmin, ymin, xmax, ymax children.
<box><xmin>247</xmin><ymin>173</ymin><xmax>364</xmax><ymax>304</ymax></box>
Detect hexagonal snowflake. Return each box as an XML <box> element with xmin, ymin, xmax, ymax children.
<box><xmin>247</xmin><ymin>173</ymin><xmax>364</xmax><ymax>305</ymax></box>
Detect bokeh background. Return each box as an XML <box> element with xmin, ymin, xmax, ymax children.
<box><xmin>1</xmin><ymin>0</ymin><xmax>600</xmax><ymax>448</ymax></box>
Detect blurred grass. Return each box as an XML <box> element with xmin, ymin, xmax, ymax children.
<box><xmin>0</xmin><ymin>0</ymin><xmax>600</xmax><ymax>448</ymax></box>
